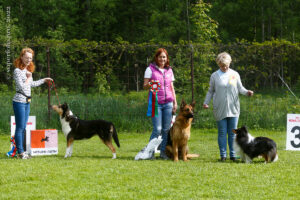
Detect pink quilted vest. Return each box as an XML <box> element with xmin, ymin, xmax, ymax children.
<box><xmin>149</xmin><ymin>63</ymin><xmax>174</xmax><ymax>104</ymax></box>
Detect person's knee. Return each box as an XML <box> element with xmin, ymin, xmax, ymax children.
<box><xmin>15</xmin><ymin>127</ymin><xmax>24</xmax><ymax>133</ymax></box>
<box><xmin>153</xmin><ymin>123</ymin><xmax>162</xmax><ymax>131</ymax></box>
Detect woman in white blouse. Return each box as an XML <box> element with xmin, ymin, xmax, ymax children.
<box><xmin>13</xmin><ymin>48</ymin><xmax>52</xmax><ymax>159</ymax></box>
<box><xmin>203</xmin><ymin>52</ymin><xmax>253</xmax><ymax>162</ymax></box>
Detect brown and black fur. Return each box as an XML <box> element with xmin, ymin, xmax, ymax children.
<box><xmin>52</xmin><ymin>103</ymin><xmax>120</xmax><ymax>158</ymax></box>
<box><xmin>166</xmin><ymin>99</ymin><xmax>199</xmax><ymax>162</ymax></box>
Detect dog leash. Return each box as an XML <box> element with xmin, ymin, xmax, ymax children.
<box><xmin>48</xmin><ymin>80</ymin><xmax>61</xmax><ymax>105</ymax></box>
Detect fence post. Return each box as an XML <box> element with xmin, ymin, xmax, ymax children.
<box><xmin>47</xmin><ymin>47</ymin><xmax>51</xmax><ymax>122</ymax></box>
<box><xmin>135</xmin><ymin>63</ymin><xmax>139</xmax><ymax>92</ymax></box>
<box><xmin>190</xmin><ymin>44</ymin><xmax>194</xmax><ymax>102</ymax></box>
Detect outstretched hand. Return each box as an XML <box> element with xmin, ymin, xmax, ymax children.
<box><xmin>247</xmin><ymin>90</ymin><xmax>254</xmax><ymax>96</ymax></box>
<box><xmin>44</xmin><ymin>78</ymin><xmax>53</xmax><ymax>83</ymax></box>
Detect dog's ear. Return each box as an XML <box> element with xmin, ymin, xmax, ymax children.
<box><xmin>63</xmin><ymin>102</ymin><xmax>68</xmax><ymax>109</ymax></box>
<box><xmin>242</xmin><ymin>125</ymin><xmax>248</xmax><ymax>132</ymax></box>
<box><xmin>191</xmin><ymin>101</ymin><xmax>196</xmax><ymax>108</ymax></box>
<box><xmin>232</xmin><ymin>129</ymin><xmax>237</xmax><ymax>134</ymax></box>
<box><xmin>180</xmin><ymin>99</ymin><xmax>186</xmax><ymax>109</ymax></box>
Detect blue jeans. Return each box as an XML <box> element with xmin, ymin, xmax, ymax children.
<box><xmin>13</xmin><ymin>101</ymin><xmax>30</xmax><ymax>154</ymax></box>
<box><xmin>217</xmin><ymin>117</ymin><xmax>238</xmax><ymax>158</ymax></box>
<box><xmin>149</xmin><ymin>102</ymin><xmax>173</xmax><ymax>152</ymax></box>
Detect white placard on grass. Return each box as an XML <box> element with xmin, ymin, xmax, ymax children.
<box><xmin>286</xmin><ymin>114</ymin><xmax>300</xmax><ymax>151</ymax></box>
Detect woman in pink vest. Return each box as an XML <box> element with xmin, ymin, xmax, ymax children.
<box><xmin>143</xmin><ymin>48</ymin><xmax>177</xmax><ymax>159</ymax></box>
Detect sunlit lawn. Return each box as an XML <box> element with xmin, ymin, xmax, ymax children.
<box><xmin>0</xmin><ymin>129</ymin><xmax>299</xmax><ymax>200</ymax></box>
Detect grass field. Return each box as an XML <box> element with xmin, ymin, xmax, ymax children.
<box><xmin>0</xmin><ymin>129</ymin><xmax>299</xmax><ymax>200</ymax></box>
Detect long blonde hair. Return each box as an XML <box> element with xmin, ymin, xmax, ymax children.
<box><xmin>14</xmin><ymin>48</ymin><xmax>35</xmax><ymax>72</ymax></box>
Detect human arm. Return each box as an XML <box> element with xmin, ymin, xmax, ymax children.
<box><xmin>25</xmin><ymin>71</ymin><xmax>32</xmax><ymax>84</ymax></box>
<box><xmin>143</xmin><ymin>78</ymin><xmax>151</xmax><ymax>90</ymax></box>
<box><xmin>170</xmin><ymin>82</ymin><xmax>177</xmax><ymax>113</ymax></box>
<box><xmin>143</xmin><ymin>66</ymin><xmax>152</xmax><ymax>90</ymax></box>
<box><xmin>236</xmin><ymin>73</ymin><xmax>254</xmax><ymax>96</ymax></box>
<box><xmin>31</xmin><ymin>77</ymin><xmax>53</xmax><ymax>87</ymax></box>
<box><xmin>203</xmin><ymin>74</ymin><xmax>215</xmax><ymax>109</ymax></box>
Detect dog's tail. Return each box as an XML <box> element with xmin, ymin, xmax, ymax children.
<box><xmin>110</xmin><ymin>124</ymin><xmax>120</xmax><ymax>148</ymax></box>
<box><xmin>187</xmin><ymin>154</ymin><xmax>199</xmax><ymax>158</ymax></box>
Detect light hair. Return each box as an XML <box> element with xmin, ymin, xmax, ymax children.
<box><xmin>216</xmin><ymin>52</ymin><xmax>232</xmax><ymax>66</ymax></box>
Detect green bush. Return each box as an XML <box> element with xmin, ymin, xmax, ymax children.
<box><xmin>0</xmin><ymin>90</ymin><xmax>298</xmax><ymax>134</ymax></box>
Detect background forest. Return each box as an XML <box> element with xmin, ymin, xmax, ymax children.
<box><xmin>0</xmin><ymin>0</ymin><xmax>299</xmax><ymax>132</ymax></box>
<box><xmin>1</xmin><ymin>0</ymin><xmax>299</xmax><ymax>43</ymax></box>
<box><xmin>0</xmin><ymin>0</ymin><xmax>300</xmax><ymax>95</ymax></box>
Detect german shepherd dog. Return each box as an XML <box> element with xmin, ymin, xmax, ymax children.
<box><xmin>52</xmin><ymin>103</ymin><xmax>120</xmax><ymax>159</ymax></box>
<box><xmin>166</xmin><ymin>99</ymin><xmax>199</xmax><ymax>162</ymax></box>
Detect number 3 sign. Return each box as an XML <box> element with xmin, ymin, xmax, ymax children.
<box><xmin>286</xmin><ymin>114</ymin><xmax>300</xmax><ymax>150</ymax></box>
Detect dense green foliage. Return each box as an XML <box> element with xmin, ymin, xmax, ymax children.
<box><xmin>210</xmin><ymin>0</ymin><xmax>300</xmax><ymax>43</ymax></box>
<box><xmin>0</xmin><ymin>0</ymin><xmax>217</xmax><ymax>43</ymax></box>
<box><xmin>0</xmin><ymin>39</ymin><xmax>299</xmax><ymax>95</ymax></box>
<box><xmin>0</xmin><ymin>130</ymin><xmax>299</xmax><ymax>199</ymax></box>
<box><xmin>1</xmin><ymin>1</ymin><xmax>299</xmax><ymax>94</ymax></box>
<box><xmin>1</xmin><ymin>0</ymin><xmax>299</xmax><ymax>43</ymax></box>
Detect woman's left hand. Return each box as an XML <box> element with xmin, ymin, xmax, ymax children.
<box><xmin>44</xmin><ymin>78</ymin><xmax>53</xmax><ymax>83</ymax></box>
<box><xmin>172</xmin><ymin>102</ymin><xmax>177</xmax><ymax>113</ymax></box>
<box><xmin>247</xmin><ymin>90</ymin><xmax>254</xmax><ymax>96</ymax></box>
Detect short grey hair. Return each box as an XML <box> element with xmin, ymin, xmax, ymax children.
<box><xmin>216</xmin><ymin>52</ymin><xmax>232</xmax><ymax>66</ymax></box>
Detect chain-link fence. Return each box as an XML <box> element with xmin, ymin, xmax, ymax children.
<box><xmin>1</xmin><ymin>41</ymin><xmax>300</xmax><ymax>94</ymax></box>
<box><xmin>0</xmin><ymin>40</ymin><xmax>299</xmax><ymax>132</ymax></box>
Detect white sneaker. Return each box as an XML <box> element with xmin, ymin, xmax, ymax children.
<box><xmin>17</xmin><ymin>152</ymin><xmax>31</xmax><ymax>159</ymax></box>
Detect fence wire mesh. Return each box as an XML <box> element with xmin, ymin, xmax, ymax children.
<box><xmin>0</xmin><ymin>41</ymin><xmax>299</xmax><ymax>132</ymax></box>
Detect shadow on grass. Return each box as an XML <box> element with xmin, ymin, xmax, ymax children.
<box><xmin>0</xmin><ymin>153</ymin><xmax>271</xmax><ymax>164</ymax></box>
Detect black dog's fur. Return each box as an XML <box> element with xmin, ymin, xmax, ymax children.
<box><xmin>52</xmin><ymin>103</ymin><xmax>120</xmax><ymax>158</ymax></box>
<box><xmin>233</xmin><ymin>126</ymin><xmax>278</xmax><ymax>163</ymax></box>
<box><xmin>63</xmin><ymin>109</ymin><xmax>119</xmax><ymax>145</ymax></box>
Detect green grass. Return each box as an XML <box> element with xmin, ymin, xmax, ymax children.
<box><xmin>1</xmin><ymin>91</ymin><xmax>300</xmax><ymax>134</ymax></box>
<box><xmin>0</xmin><ymin>129</ymin><xmax>299</xmax><ymax>200</ymax></box>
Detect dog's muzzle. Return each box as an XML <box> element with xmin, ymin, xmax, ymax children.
<box><xmin>186</xmin><ymin>113</ymin><xmax>194</xmax><ymax>119</ymax></box>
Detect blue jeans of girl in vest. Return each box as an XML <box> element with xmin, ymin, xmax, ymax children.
<box><xmin>149</xmin><ymin>102</ymin><xmax>173</xmax><ymax>154</ymax></box>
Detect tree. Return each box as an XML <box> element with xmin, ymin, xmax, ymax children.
<box><xmin>190</xmin><ymin>0</ymin><xmax>218</xmax><ymax>43</ymax></box>
<box><xmin>209</xmin><ymin>0</ymin><xmax>300</xmax><ymax>43</ymax></box>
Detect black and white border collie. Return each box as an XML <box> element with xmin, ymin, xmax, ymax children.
<box><xmin>233</xmin><ymin>126</ymin><xmax>278</xmax><ymax>163</ymax></box>
<box><xmin>52</xmin><ymin>103</ymin><xmax>120</xmax><ymax>159</ymax></box>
